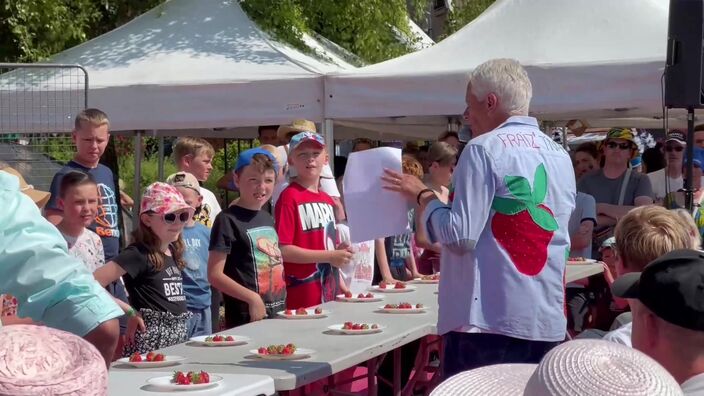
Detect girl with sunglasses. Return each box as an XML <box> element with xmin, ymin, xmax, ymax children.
<box><xmin>94</xmin><ymin>182</ymin><xmax>194</xmax><ymax>356</ymax></box>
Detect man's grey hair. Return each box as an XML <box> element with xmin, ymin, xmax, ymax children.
<box><xmin>468</xmin><ymin>58</ymin><xmax>532</xmax><ymax>116</ymax></box>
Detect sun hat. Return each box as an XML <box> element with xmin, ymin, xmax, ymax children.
<box><xmin>165</xmin><ymin>171</ymin><xmax>200</xmax><ymax>195</ymax></box>
<box><xmin>140</xmin><ymin>182</ymin><xmax>194</xmax><ymax>216</ymax></box>
<box><xmin>234</xmin><ymin>147</ymin><xmax>278</xmax><ymax>174</ymax></box>
<box><xmin>612</xmin><ymin>248</ymin><xmax>704</xmax><ymax>332</ymax></box>
<box><xmin>277</xmin><ymin>119</ymin><xmax>316</xmax><ymax>140</ymax></box>
<box><xmin>430</xmin><ymin>340</ymin><xmax>682</xmax><ymax>396</ymax></box>
<box><xmin>0</xmin><ymin>324</ymin><xmax>108</xmax><ymax>395</ymax></box>
<box><xmin>0</xmin><ymin>166</ymin><xmax>51</xmax><ymax>208</ymax></box>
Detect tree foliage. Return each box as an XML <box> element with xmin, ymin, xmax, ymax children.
<box><xmin>0</xmin><ymin>0</ymin><xmax>161</xmax><ymax>62</ymax></box>
<box><xmin>445</xmin><ymin>0</ymin><xmax>495</xmax><ymax>37</ymax></box>
<box><xmin>240</xmin><ymin>0</ymin><xmax>427</xmax><ymax>64</ymax></box>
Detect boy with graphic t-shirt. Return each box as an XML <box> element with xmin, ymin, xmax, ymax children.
<box><xmin>166</xmin><ymin>171</ymin><xmax>212</xmax><ymax>338</ymax></box>
<box><xmin>209</xmin><ymin>148</ymin><xmax>286</xmax><ymax>328</ymax></box>
<box><xmin>275</xmin><ymin>132</ymin><xmax>353</xmax><ymax>309</ymax></box>
<box><xmin>44</xmin><ymin>108</ymin><xmax>129</xmax><ymax>346</ymax></box>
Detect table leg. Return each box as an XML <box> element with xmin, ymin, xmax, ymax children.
<box><xmin>367</xmin><ymin>356</ymin><xmax>378</xmax><ymax>396</ymax></box>
<box><xmin>393</xmin><ymin>347</ymin><xmax>401</xmax><ymax>396</ymax></box>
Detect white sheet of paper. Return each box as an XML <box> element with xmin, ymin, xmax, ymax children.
<box><xmin>344</xmin><ymin>147</ymin><xmax>411</xmax><ymax>243</ymax></box>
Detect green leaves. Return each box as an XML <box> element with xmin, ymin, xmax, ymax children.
<box><xmin>491</xmin><ymin>163</ymin><xmax>557</xmax><ymax>232</ymax></box>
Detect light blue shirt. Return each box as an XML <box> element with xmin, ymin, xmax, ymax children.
<box><xmin>424</xmin><ymin>116</ymin><xmax>576</xmax><ymax>341</ymax></box>
<box><xmin>0</xmin><ymin>171</ymin><xmax>122</xmax><ymax>336</ymax></box>
<box><xmin>182</xmin><ymin>222</ymin><xmax>212</xmax><ymax>310</ymax></box>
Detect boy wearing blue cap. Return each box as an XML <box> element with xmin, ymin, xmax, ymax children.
<box><xmin>275</xmin><ymin>132</ymin><xmax>353</xmax><ymax>309</ymax></box>
<box><xmin>207</xmin><ymin>148</ymin><xmax>286</xmax><ymax>328</ymax></box>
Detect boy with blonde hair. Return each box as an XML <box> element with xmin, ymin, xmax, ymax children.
<box><xmin>173</xmin><ymin>137</ymin><xmax>221</xmax><ymax>227</ymax></box>
<box><xmin>602</xmin><ymin>205</ymin><xmax>695</xmax><ymax>345</ymax></box>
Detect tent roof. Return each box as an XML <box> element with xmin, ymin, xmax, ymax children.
<box><xmin>44</xmin><ymin>0</ymin><xmax>354</xmax><ymax>131</ymax></box>
<box><xmin>325</xmin><ymin>0</ymin><xmax>669</xmax><ymax>124</ymax></box>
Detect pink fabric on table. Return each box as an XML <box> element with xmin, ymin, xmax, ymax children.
<box><xmin>0</xmin><ymin>325</ymin><xmax>107</xmax><ymax>395</ymax></box>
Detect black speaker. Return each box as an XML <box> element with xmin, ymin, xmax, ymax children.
<box><xmin>665</xmin><ymin>0</ymin><xmax>704</xmax><ymax>109</ymax></box>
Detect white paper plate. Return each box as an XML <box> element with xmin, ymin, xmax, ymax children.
<box><xmin>146</xmin><ymin>374</ymin><xmax>222</xmax><ymax>391</ymax></box>
<box><xmin>567</xmin><ymin>258</ymin><xmax>598</xmax><ymax>265</ymax></box>
<box><xmin>249</xmin><ymin>348</ymin><xmax>315</xmax><ymax>360</ymax></box>
<box><xmin>189</xmin><ymin>335</ymin><xmax>250</xmax><ymax>347</ymax></box>
<box><xmin>328</xmin><ymin>324</ymin><xmax>386</xmax><ymax>335</ymax></box>
<box><xmin>336</xmin><ymin>294</ymin><xmax>384</xmax><ymax>302</ymax></box>
<box><xmin>277</xmin><ymin>309</ymin><xmax>329</xmax><ymax>319</ymax></box>
<box><xmin>116</xmin><ymin>355</ymin><xmax>186</xmax><ymax>368</ymax></box>
<box><xmin>410</xmin><ymin>277</ymin><xmax>439</xmax><ymax>284</ymax></box>
<box><xmin>377</xmin><ymin>305</ymin><xmax>426</xmax><ymax>314</ymax></box>
<box><xmin>370</xmin><ymin>284</ymin><xmax>416</xmax><ymax>293</ymax></box>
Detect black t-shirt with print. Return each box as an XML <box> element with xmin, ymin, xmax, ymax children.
<box><xmin>113</xmin><ymin>243</ymin><xmax>187</xmax><ymax>314</ymax></box>
<box><xmin>210</xmin><ymin>205</ymin><xmax>286</xmax><ymax>327</ymax></box>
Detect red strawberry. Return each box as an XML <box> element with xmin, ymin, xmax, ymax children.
<box><xmin>225</xmin><ymin>336</ymin><xmax>235</xmax><ymax>342</ymax></box>
<box><xmin>352</xmin><ymin>324</ymin><xmax>361</xmax><ymax>330</ymax></box>
<box><xmin>371</xmin><ymin>324</ymin><xmax>379</xmax><ymax>329</ymax></box>
<box><xmin>379</xmin><ymin>281</ymin><xmax>387</xmax><ymax>289</ymax></box>
<box><xmin>154</xmin><ymin>353</ymin><xmax>165</xmax><ymax>362</ymax></box>
<box><xmin>296</xmin><ymin>308</ymin><xmax>307</xmax><ymax>315</ymax></box>
<box><xmin>365</xmin><ymin>293</ymin><xmax>374</xmax><ymax>298</ymax></box>
<box><xmin>174</xmin><ymin>371</ymin><xmax>190</xmax><ymax>385</ymax></box>
<box><xmin>146</xmin><ymin>352</ymin><xmax>156</xmax><ymax>362</ymax></box>
<box><xmin>416</xmin><ymin>303</ymin><xmax>424</xmax><ymax>309</ymax></box>
<box><xmin>357</xmin><ymin>293</ymin><xmax>365</xmax><ymax>298</ymax></box>
<box><xmin>344</xmin><ymin>291</ymin><xmax>353</xmax><ymax>298</ymax></box>
<box><xmin>199</xmin><ymin>371</ymin><xmax>210</xmax><ymax>383</ymax></box>
<box><xmin>213</xmin><ymin>335</ymin><xmax>223</xmax><ymax>342</ymax></box>
<box><xmin>394</xmin><ymin>282</ymin><xmax>406</xmax><ymax>289</ymax></box>
<box><xmin>491</xmin><ymin>164</ymin><xmax>558</xmax><ymax>276</ymax></box>
<box><xmin>129</xmin><ymin>353</ymin><xmax>142</xmax><ymax>362</ymax></box>
<box><xmin>258</xmin><ymin>347</ymin><xmax>268</xmax><ymax>354</ymax></box>
<box><xmin>285</xmin><ymin>309</ymin><xmax>293</xmax><ymax>315</ymax></box>
<box><xmin>314</xmin><ymin>307</ymin><xmax>323</xmax><ymax>314</ymax></box>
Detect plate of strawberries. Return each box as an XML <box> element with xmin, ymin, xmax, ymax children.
<box><xmin>371</xmin><ymin>281</ymin><xmax>416</xmax><ymax>293</ymax></box>
<box><xmin>118</xmin><ymin>351</ymin><xmax>186</xmax><ymax>368</ymax></box>
<box><xmin>411</xmin><ymin>274</ymin><xmax>440</xmax><ymax>284</ymax></box>
<box><xmin>277</xmin><ymin>307</ymin><xmax>329</xmax><ymax>319</ymax></box>
<box><xmin>189</xmin><ymin>334</ymin><xmax>250</xmax><ymax>347</ymax></box>
<box><xmin>250</xmin><ymin>344</ymin><xmax>315</xmax><ymax>360</ymax></box>
<box><xmin>328</xmin><ymin>322</ymin><xmax>385</xmax><ymax>335</ymax></box>
<box><xmin>378</xmin><ymin>302</ymin><xmax>426</xmax><ymax>314</ymax></box>
<box><xmin>147</xmin><ymin>370</ymin><xmax>221</xmax><ymax>390</ymax></box>
<box><xmin>336</xmin><ymin>291</ymin><xmax>384</xmax><ymax>302</ymax></box>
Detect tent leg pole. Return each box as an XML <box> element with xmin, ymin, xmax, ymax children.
<box><xmin>133</xmin><ymin>130</ymin><xmax>143</xmax><ymax>227</ymax></box>
<box><xmin>157</xmin><ymin>134</ymin><xmax>164</xmax><ymax>181</ymax></box>
<box><xmin>323</xmin><ymin>119</ymin><xmax>334</xmax><ymax>173</ymax></box>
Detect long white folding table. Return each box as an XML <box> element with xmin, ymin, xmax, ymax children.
<box><xmin>108</xmin><ymin>264</ymin><xmax>603</xmax><ymax>395</ymax></box>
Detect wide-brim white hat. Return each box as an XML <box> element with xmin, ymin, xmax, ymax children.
<box><xmin>431</xmin><ymin>340</ymin><xmax>682</xmax><ymax>396</ymax></box>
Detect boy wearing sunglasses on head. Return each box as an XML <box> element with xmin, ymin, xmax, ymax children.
<box><xmin>578</xmin><ymin>128</ymin><xmax>654</xmax><ymax>258</ymax></box>
<box><xmin>166</xmin><ymin>172</ymin><xmax>212</xmax><ymax>338</ymax></box>
<box><xmin>648</xmin><ymin>131</ymin><xmax>686</xmax><ymax>205</ymax></box>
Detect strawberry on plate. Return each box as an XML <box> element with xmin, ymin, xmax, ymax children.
<box><xmin>296</xmin><ymin>308</ymin><xmax>308</xmax><ymax>315</ymax></box>
<box><xmin>129</xmin><ymin>353</ymin><xmax>142</xmax><ymax>362</ymax></box>
<box><xmin>212</xmin><ymin>335</ymin><xmax>224</xmax><ymax>342</ymax></box>
<box><xmin>173</xmin><ymin>371</ymin><xmax>190</xmax><ymax>385</ymax></box>
<box><xmin>394</xmin><ymin>282</ymin><xmax>406</xmax><ymax>289</ymax></box>
<box><xmin>285</xmin><ymin>309</ymin><xmax>293</xmax><ymax>315</ymax></box>
<box><xmin>146</xmin><ymin>351</ymin><xmax>156</xmax><ymax>362</ymax></box>
<box><xmin>357</xmin><ymin>293</ymin><xmax>366</xmax><ymax>298</ymax></box>
<box><xmin>365</xmin><ymin>292</ymin><xmax>374</xmax><ymax>298</ymax></box>
<box><xmin>379</xmin><ymin>281</ymin><xmax>388</xmax><ymax>289</ymax></box>
<box><xmin>314</xmin><ymin>307</ymin><xmax>323</xmax><ymax>314</ymax></box>
<box><xmin>153</xmin><ymin>353</ymin><xmax>165</xmax><ymax>362</ymax></box>
<box><xmin>344</xmin><ymin>291</ymin><xmax>353</xmax><ymax>298</ymax></box>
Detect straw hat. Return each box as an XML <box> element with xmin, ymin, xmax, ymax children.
<box><xmin>0</xmin><ymin>325</ymin><xmax>108</xmax><ymax>395</ymax></box>
<box><xmin>430</xmin><ymin>340</ymin><xmax>682</xmax><ymax>396</ymax></box>
<box><xmin>277</xmin><ymin>119</ymin><xmax>317</xmax><ymax>140</ymax></box>
<box><xmin>0</xmin><ymin>166</ymin><xmax>51</xmax><ymax>208</ymax></box>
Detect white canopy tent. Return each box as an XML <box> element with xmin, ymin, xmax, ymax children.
<box><xmin>325</xmin><ymin>0</ymin><xmax>673</xmax><ymax>136</ymax></box>
<box><xmin>40</xmin><ymin>0</ymin><xmax>355</xmax><ymax>131</ymax></box>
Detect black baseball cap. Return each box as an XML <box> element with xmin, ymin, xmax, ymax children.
<box><xmin>665</xmin><ymin>130</ymin><xmax>687</xmax><ymax>146</ymax></box>
<box><xmin>612</xmin><ymin>249</ymin><xmax>704</xmax><ymax>331</ymax></box>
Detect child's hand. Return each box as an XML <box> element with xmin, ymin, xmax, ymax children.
<box><xmin>329</xmin><ymin>245</ymin><xmax>353</xmax><ymax>268</ymax></box>
<box><xmin>126</xmin><ymin>313</ymin><xmax>146</xmax><ymax>345</ymax></box>
<box><xmin>602</xmin><ymin>261</ymin><xmax>616</xmax><ymax>285</ymax></box>
<box><xmin>248</xmin><ymin>295</ymin><xmax>267</xmax><ymax>322</ymax></box>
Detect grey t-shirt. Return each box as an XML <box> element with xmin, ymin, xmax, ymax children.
<box><xmin>568</xmin><ymin>192</ymin><xmax>597</xmax><ymax>259</ymax></box>
<box><xmin>577</xmin><ymin>169</ymin><xmax>654</xmax><ymax>206</ymax></box>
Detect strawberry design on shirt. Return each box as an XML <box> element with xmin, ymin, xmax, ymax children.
<box><xmin>491</xmin><ymin>164</ymin><xmax>558</xmax><ymax>276</ymax></box>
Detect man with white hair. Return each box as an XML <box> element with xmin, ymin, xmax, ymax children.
<box><xmin>384</xmin><ymin>59</ymin><xmax>576</xmax><ymax>378</ymax></box>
